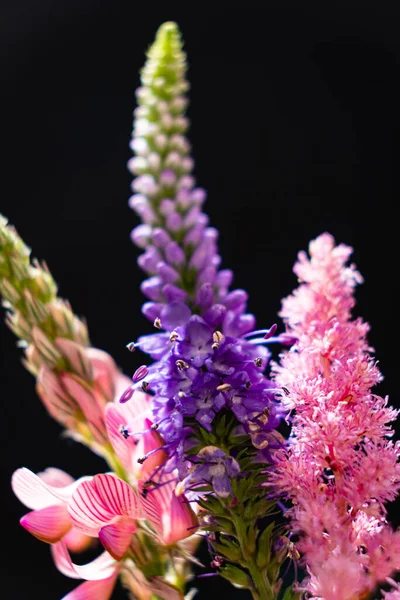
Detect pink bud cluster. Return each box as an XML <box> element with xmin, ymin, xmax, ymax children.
<box><xmin>271</xmin><ymin>233</ymin><xmax>400</xmax><ymax>600</ymax></box>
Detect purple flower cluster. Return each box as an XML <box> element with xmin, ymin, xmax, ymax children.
<box><xmin>128</xmin><ymin>314</ymin><xmax>282</xmax><ymax>484</ymax></box>
<box><xmin>182</xmin><ymin>446</ymin><xmax>241</xmax><ymax>499</ymax></box>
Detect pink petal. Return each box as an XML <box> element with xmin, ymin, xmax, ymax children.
<box><xmin>12</xmin><ymin>468</ymin><xmax>81</xmax><ymax>509</ymax></box>
<box><xmin>68</xmin><ymin>478</ymin><xmax>116</xmax><ymax>536</ymax></box>
<box><xmin>113</xmin><ymin>387</ymin><xmax>151</xmax><ymax>419</ymax></box>
<box><xmin>137</xmin><ymin>419</ymin><xmax>168</xmax><ymax>480</ymax></box>
<box><xmin>51</xmin><ymin>541</ymin><xmax>116</xmax><ymax>580</ymax></box>
<box><xmin>37</xmin><ymin>366</ymin><xmax>77</xmax><ymax>423</ymax></box>
<box><xmin>54</xmin><ymin>338</ymin><xmax>93</xmax><ymax>380</ymax></box>
<box><xmin>61</xmin><ymin>574</ymin><xmax>118</xmax><ymax>600</ymax></box>
<box><xmin>38</xmin><ymin>468</ymin><xmax>75</xmax><ymax>488</ymax></box>
<box><xmin>93</xmin><ymin>474</ymin><xmax>139</xmax><ymax>519</ymax></box>
<box><xmin>140</xmin><ymin>477</ymin><xmax>197</xmax><ymax>545</ymax></box>
<box><xmin>104</xmin><ymin>404</ymin><xmax>137</xmax><ymax>472</ymax></box>
<box><xmin>98</xmin><ymin>516</ymin><xmax>136</xmax><ymax>560</ymax></box>
<box><xmin>64</xmin><ymin>527</ymin><xmax>94</xmax><ymax>553</ymax></box>
<box><xmin>61</xmin><ymin>374</ymin><xmax>107</xmax><ymax>443</ymax></box>
<box><xmin>105</xmin><ymin>392</ymin><xmax>152</xmax><ymax>473</ymax></box>
<box><xmin>86</xmin><ymin>348</ymin><xmax>118</xmax><ymax>403</ymax></box>
<box><xmin>20</xmin><ymin>504</ymin><xmax>71</xmax><ymax>543</ymax></box>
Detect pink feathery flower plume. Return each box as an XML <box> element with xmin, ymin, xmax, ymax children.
<box><xmin>271</xmin><ymin>233</ymin><xmax>400</xmax><ymax>600</ymax></box>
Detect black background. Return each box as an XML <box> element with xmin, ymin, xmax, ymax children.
<box><xmin>1</xmin><ymin>2</ymin><xmax>400</xmax><ymax>598</ymax></box>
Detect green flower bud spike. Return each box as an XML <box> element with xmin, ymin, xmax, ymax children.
<box><xmin>0</xmin><ymin>215</ymin><xmax>117</xmax><ymax>460</ymax></box>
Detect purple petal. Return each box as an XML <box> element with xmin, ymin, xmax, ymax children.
<box><xmin>157</xmin><ymin>262</ymin><xmax>180</xmax><ymax>283</ymax></box>
<box><xmin>152</xmin><ymin>228</ymin><xmax>171</xmax><ymax>248</ymax></box>
<box><xmin>160</xmin><ymin>302</ymin><xmax>191</xmax><ymax>330</ymax></box>
<box><xmin>212</xmin><ymin>473</ymin><xmax>232</xmax><ymax>498</ymax></box>
<box><xmin>140</xmin><ymin>277</ymin><xmax>163</xmax><ymax>301</ymax></box>
<box><xmin>194</xmin><ymin>283</ymin><xmax>214</xmax><ymax>312</ymax></box>
<box><xmin>137</xmin><ymin>333</ymin><xmax>170</xmax><ymax>360</ymax></box>
<box><xmin>141</xmin><ymin>302</ymin><xmax>162</xmax><ymax>322</ymax></box>
<box><xmin>162</xmin><ymin>284</ymin><xmax>188</xmax><ymax>303</ymax></box>
<box><xmin>203</xmin><ymin>303</ymin><xmax>226</xmax><ymax>328</ymax></box>
<box><xmin>225</xmin><ymin>457</ymin><xmax>240</xmax><ymax>478</ymax></box>
<box><xmin>224</xmin><ymin>290</ymin><xmax>248</xmax><ymax>310</ymax></box>
<box><xmin>130</xmin><ymin>224</ymin><xmax>152</xmax><ymax>248</ymax></box>
<box><xmin>165</xmin><ymin>242</ymin><xmax>185</xmax><ymax>266</ymax></box>
<box><xmin>196</xmin><ymin>409</ymin><xmax>214</xmax><ymax>430</ymax></box>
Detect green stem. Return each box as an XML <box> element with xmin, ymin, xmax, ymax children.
<box><xmin>233</xmin><ymin>516</ymin><xmax>276</xmax><ymax>600</ymax></box>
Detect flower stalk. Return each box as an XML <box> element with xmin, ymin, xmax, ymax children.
<box><xmin>126</xmin><ymin>20</ymin><xmax>296</xmax><ymax>598</ymax></box>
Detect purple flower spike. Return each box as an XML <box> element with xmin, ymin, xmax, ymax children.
<box><xmin>125</xmin><ymin>21</ymin><xmax>285</xmax><ymax>489</ymax></box>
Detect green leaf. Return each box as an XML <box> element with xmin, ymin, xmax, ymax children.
<box><xmin>256</xmin><ymin>522</ymin><xmax>275</xmax><ymax>569</ymax></box>
<box><xmin>219</xmin><ymin>565</ymin><xmax>252</xmax><ymax>589</ymax></box>
<box><xmin>211</xmin><ymin>538</ymin><xmax>242</xmax><ymax>562</ymax></box>
<box><xmin>215</xmin><ymin>516</ymin><xmax>236</xmax><ymax>534</ymax></box>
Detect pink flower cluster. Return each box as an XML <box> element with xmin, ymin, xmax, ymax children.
<box><xmin>13</xmin><ymin>349</ymin><xmax>197</xmax><ymax>600</ymax></box>
<box><xmin>271</xmin><ymin>233</ymin><xmax>400</xmax><ymax>599</ymax></box>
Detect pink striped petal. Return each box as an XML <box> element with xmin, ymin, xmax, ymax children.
<box><xmin>37</xmin><ymin>366</ymin><xmax>77</xmax><ymax>423</ymax></box>
<box><xmin>12</xmin><ymin>468</ymin><xmax>81</xmax><ymax>509</ymax></box>
<box><xmin>51</xmin><ymin>541</ymin><xmax>116</xmax><ymax>580</ymax></box>
<box><xmin>140</xmin><ymin>477</ymin><xmax>197</xmax><ymax>545</ymax></box>
<box><xmin>98</xmin><ymin>516</ymin><xmax>136</xmax><ymax>560</ymax></box>
<box><xmin>20</xmin><ymin>504</ymin><xmax>71</xmax><ymax>543</ymax></box>
<box><xmin>61</xmin><ymin>574</ymin><xmax>118</xmax><ymax>600</ymax></box>
<box><xmin>54</xmin><ymin>338</ymin><xmax>93</xmax><ymax>380</ymax></box>
<box><xmin>63</xmin><ymin>527</ymin><xmax>94</xmax><ymax>553</ymax></box>
<box><xmin>68</xmin><ymin>479</ymin><xmax>116</xmax><ymax>536</ymax></box>
<box><xmin>93</xmin><ymin>474</ymin><xmax>139</xmax><ymax>519</ymax></box>
<box><xmin>68</xmin><ymin>475</ymin><xmax>139</xmax><ymax>536</ymax></box>
<box><xmin>61</xmin><ymin>374</ymin><xmax>107</xmax><ymax>443</ymax></box>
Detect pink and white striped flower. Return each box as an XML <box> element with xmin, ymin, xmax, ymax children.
<box><xmin>68</xmin><ymin>473</ymin><xmax>140</xmax><ymax>561</ymax></box>
<box><xmin>12</xmin><ymin>467</ymin><xmax>91</xmax><ymax>551</ymax></box>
